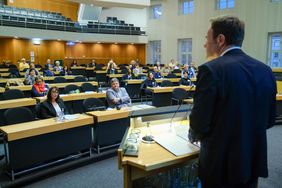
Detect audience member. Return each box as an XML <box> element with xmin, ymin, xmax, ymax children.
<box><xmin>25</xmin><ymin>63</ymin><xmax>40</xmax><ymax>78</ymax></box>
<box><xmin>152</xmin><ymin>66</ymin><xmax>162</xmax><ymax>78</ymax></box>
<box><xmin>106</xmin><ymin>78</ymin><xmax>131</xmax><ymax>108</ymax></box>
<box><xmin>45</xmin><ymin>59</ymin><xmax>52</xmax><ymax>69</ymax></box>
<box><xmin>181</xmin><ymin>64</ymin><xmax>189</xmax><ymax>78</ymax></box>
<box><xmin>44</xmin><ymin>66</ymin><xmax>54</xmax><ymax>77</ymax></box>
<box><xmin>32</xmin><ymin>76</ymin><xmax>49</xmax><ymax>97</ymax></box>
<box><xmin>19</xmin><ymin>58</ymin><xmax>30</xmax><ymax>71</ymax></box>
<box><xmin>107</xmin><ymin>59</ymin><xmax>117</xmax><ymax>70</ymax></box>
<box><xmin>71</xmin><ymin>60</ymin><xmax>78</xmax><ymax>67</ymax></box>
<box><xmin>88</xmin><ymin>59</ymin><xmax>96</xmax><ymax>67</ymax></box>
<box><xmin>122</xmin><ymin>69</ymin><xmax>134</xmax><ymax>80</ymax></box>
<box><xmin>53</xmin><ymin>61</ymin><xmax>63</xmax><ymax>72</ymax></box>
<box><xmin>141</xmin><ymin>72</ymin><xmax>158</xmax><ymax>95</ymax></box>
<box><xmin>106</xmin><ymin>62</ymin><xmax>117</xmax><ymax>74</ymax></box>
<box><xmin>39</xmin><ymin>86</ymin><xmax>68</xmax><ymax>119</ymax></box>
<box><xmin>60</xmin><ymin>66</ymin><xmax>72</xmax><ymax>76</ymax></box>
<box><xmin>24</xmin><ymin>68</ymin><xmax>36</xmax><ymax>85</ymax></box>
<box><xmin>179</xmin><ymin>71</ymin><xmax>192</xmax><ymax>86</ymax></box>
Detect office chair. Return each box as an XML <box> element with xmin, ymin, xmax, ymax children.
<box><xmin>81</xmin><ymin>82</ymin><xmax>97</xmax><ymax>92</ymax></box>
<box><xmin>83</xmin><ymin>98</ymin><xmax>105</xmax><ymax>112</ymax></box>
<box><xmin>74</xmin><ymin>76</ymin><xmax>87</xmax><ymax>82</ymax></box>
<box><xmin>160</xmin><ymin>80</ymin><xmax>173</xmax><ymax>87</ymax></box>
<box><xmin>166</xmin><ymin>73</ymin><xmax>177</xmax><ymax>78</ymax></box>
<box><xmin>53</xmin><ymin>77</ymin><xmax>67</xmax><ymax>83</ymax></box>
<box><xmin>3</xmin><ymin>89</ymin><xmax>25</xmax><ymax>100</ymax></box>
<box><xmin>65</xmin><ymin>84</ymin><xmax>80</xmax><ymax>94</ymax></box>
<box><xmin>171</xmin><ymin>88</ymin><xmax>190</xmax><ymax>105</ymax></box>
<box><xmin>4</xmin><ymin>107</ymin><xmax>35</xmax><ymax>125</ymax></box>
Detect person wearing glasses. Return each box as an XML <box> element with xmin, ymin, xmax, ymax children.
<box><xmin>106</xmin><ymin>78</ymin><xmax>131</xmax><ymax>109</ymax></box>
<box><xmin>39</xmin><ymin>86</ymin><xmax>68</xmax><ymax>119</ymax></box>
<box><xmin>32</xmin><ymin>76</ymin><xmax>49</xmax><ymax>97</ymax></box>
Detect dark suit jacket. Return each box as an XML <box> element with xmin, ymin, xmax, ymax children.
<box><xmin>189</xmin><ymin>49</ymin><xmax>276</xmax><ymax>186</ymax></box>
<box><xmin>39</xmin><ymin>99</ymin><xmax>68</xmax><ymax>119</ymax></box>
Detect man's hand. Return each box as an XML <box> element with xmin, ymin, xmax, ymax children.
<box><xmin>113</xmin><ymin>98</ymin><xmax>120</xmax><ymax>104</ymax></box>
<box><xmin>188</xmin><ymin>128</ymin><xmax>200</xmax><ymax>143</ymax></box>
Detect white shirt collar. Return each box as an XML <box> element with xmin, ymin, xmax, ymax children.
<box><xmin>220</xmin><ymin>46</ymin><xmax>241</xmax><ymax>56</ymax></box>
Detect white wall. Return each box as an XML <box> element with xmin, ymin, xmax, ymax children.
<box><xmin>99</xmin><ymin>7</ymin><xmax>147</xmax><ymax>28</ymax></box>
<box><xmin>147</xmin><ymin>0</ymin><xmax>282</xmax><ymax>66</ymax></box>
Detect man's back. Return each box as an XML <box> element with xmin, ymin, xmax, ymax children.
<box><xmin>190</xmin><ymin>49</ymin><xmax>276</xmax><ymax>186</ymax></box>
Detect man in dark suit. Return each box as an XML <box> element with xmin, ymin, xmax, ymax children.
<box><xmin>189</xmin><ymin>16</ymin><xmax>277</xmax><ymax>188</ymax></box>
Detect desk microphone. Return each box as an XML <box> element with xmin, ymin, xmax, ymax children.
<box><xmin>169</xmin><ymin>84</ymin><xmax>195</xmax><ymax>129</ymax></box>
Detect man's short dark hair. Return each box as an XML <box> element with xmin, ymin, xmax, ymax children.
<box><xmin>210</xmin><ymin>15</ymin><xmax>245</xmax><ymax>47</ymax></box>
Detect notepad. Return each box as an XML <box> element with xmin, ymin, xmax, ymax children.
<box><xmin>154</xmin><ymin>133</ymin><xmax>198</xmax><ymax>156</ymax></box>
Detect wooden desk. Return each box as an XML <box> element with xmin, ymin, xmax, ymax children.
<box><xmin>9</xmin><ymin>81</ymin><xmax>98</xmax><ymax>91</ymax></box>
<box><xmin>148</xmin><ymin>86</ymin><xmax>195</xmax><ymax>107</ymax></box>
<box><xmin>35</xmin><ymin>92</ymin><xmax>106</xmax><ymax>102</ymax></box>
<box><xmin>118</xmin><ymin>120</ymin><xmax>199</xmax><ymax>188</ymax></box>
<box><xmin>0</xmin><ymin>87</ymin><xmax>5</xmax><ymax>93</ymax></box>
<box><xmin>96</xmin><ymin>70</ymin><xmax>107</xmax><ymax>74</ymax></box>
<box><xmin>87</xmin><ymin>109</ymin><xmax>130</xmax><ymax>153</ymax></box>
<box><xmin>0</xmin><ymin>68</ymin><xmax>9</xmax><ymax>72</ymax></box>
<box><xmin>0</xmin><ymin>114</ymin><xmax>93</xmax><ymax>180</ymax></box>
<box><xmin>43</xmin><ymin>75</ymin><xmax>76</xmax><ymax>82</ymax></box>
<box><xmin>0</xmin><ymin>98</ymin><xmax>36</xmax><ymax>110</ymax></box>
<box><xmin>107</xmin><ymin>74</ymin><xmax>124</xmax><ymax>78</ymax></box>
<box><xmin>0</xmin><ymin>98</ymin><xmax>37</xmax><ymax>126</ymax></box>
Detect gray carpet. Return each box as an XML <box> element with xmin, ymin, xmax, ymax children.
<box><xmin>22</xmin><ymin>125</ymin><xmax>282</xmax><ymax>188</ymax></box>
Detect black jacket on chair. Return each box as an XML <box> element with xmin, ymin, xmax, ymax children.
<box><xmin>189</xmin><ymin>49</ymin><xmax>276</xmax><ymax>186</ymax></box>
<box><xmin>39</xmin><ymin>99</ymin><xmax>68</xmax><ymax>119</ymax></box>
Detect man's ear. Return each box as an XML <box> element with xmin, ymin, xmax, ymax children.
<box><xmin>217</xmin><ymin>34</ymin><xmax>226</xmax><ymax>47</ymax></box>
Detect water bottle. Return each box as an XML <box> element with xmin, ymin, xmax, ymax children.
<box><xmin>98</xmin><ymin>84</ymin><xmax>102</xmax><ymax>93</ymax></box>
<box><xmin>57</xmin><ymin>108</ymin><xmax>65</xmax><ymax>122</ymax></box>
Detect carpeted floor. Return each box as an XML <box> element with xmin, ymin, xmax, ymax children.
<box><xmin>23</xmin><ymin>125</ymin><xmax>282</xmax><ymax>188</ymax></box>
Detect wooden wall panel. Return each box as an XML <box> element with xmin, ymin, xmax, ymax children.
<box><xmin>7</xmin><ymin>0</ymin><xmax>79</xmax><ymax>21</ymax></box>
<box><xmin>65</xmin><ymin>43</ymin><xmax>146</xmax><ymax>66</ymax></box>
<box><xmin>0</xmin><ymin>38</ymin><xmax>146</xmax><ymax>67</ymax></box>
<box><xmin>0</xmin><ymin>38</ymin><xmax>65</xmax><ymax>67</ymax></box>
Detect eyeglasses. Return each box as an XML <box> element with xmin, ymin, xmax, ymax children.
<box><xmin>51</xmin><ymin>90</ymin><xmax>59</xmax><ymax>93</ymax></box>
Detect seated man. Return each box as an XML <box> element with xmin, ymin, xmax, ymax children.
<box><xmin>106</xmin><ymin>78</ymin><xmax>131</xmax><ymax>109</ymax></box>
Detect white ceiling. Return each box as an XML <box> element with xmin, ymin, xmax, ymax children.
<box><xmin>68</xmin><ymin>0</ymin><xmax>150</xmax><ymax>9</ymax></box>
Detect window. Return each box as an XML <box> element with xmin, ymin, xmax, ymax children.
<box><xmin>271</xmin><ymin>0</ymin><xmax>281</xmax><ymax>2</ymax></box>
<box><xmin>179</xmin><ymin>0</ymin><xmax>194</xmax><ymax>15</ymax></box>
<box><xmin>216</xmin><ymin>0</ymin><xmax>235</xmax><ymax>10</ymax></box>
<box><xmin>178</xmin><ymin>39</ymin><xmax>192</xmax><ymax>65</ymax></box>
<box><xmin>150</xmin><ymin>5</ymin><xmax>162</xmax><ymax>19</ymax></box>
<box><xmin>148</xmin><ymin>41</ymin><xmax>161</xmax><ymax>64</ymax></box>
<box><xmin>268</xmin><ymin>33</ymin><xmax>282</xmax><ymax>68</ymax></box>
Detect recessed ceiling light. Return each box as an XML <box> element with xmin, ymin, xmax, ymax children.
<box><xmin>57</xmin><ymin>39</ymin><xmax>61</xmax><ymax>41</ymax></box>
<box><xmin>97</xmin><ymin>42</ymin><xmax>101</xmax><ymax>44</ymax></box>
<box><xmin>131</xmin><ymin>43</ymin><xmax>134</xmax><ymax>45</ymax></box>
<box><xmin>114</xmin><ymin>42</ymin><xmax>118</xmax><ymax>44</ymax></box>
<box><xmin>14</xmin><ymin>36</ymin><xmax>18</xmax><ymax>39</ymax></box>
<box><xmin>90</xmin><ymin>4</ymin><xmax>94</xmax><ymax>6</ymax></box>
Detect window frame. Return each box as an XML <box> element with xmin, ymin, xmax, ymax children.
<box><xmin>179</xmin><ymin>0</ymin><xmax>194</xmax><ymax>15</ymax></box>
<box><xmin>216</xmin><ymin>0</ymin><xmax>235</xmax><ymax>10</ymax></box>
<box><xmin>178</xmin><ymin>38</ymin><xmax>193</xmax><ymax>65</ymax></box>
<box><xmin>268</xmin><ymin>33</ymin><xmax>282</xmax><ymax>68</ymax></box>
<box><xmin>148</xmin><ymin>40</ymin><xmax>162</xmax><ymax>64</ymax></box>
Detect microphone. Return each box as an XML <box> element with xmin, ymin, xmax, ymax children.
<box><xmin>170</xmin><ymin>101</ymin><xmax>183</xmax><ymax>130</ymax></box>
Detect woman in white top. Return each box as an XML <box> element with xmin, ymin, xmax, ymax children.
<box><xmin>39</xmin><ymin>86</ymin><xmax>68</xmax><ymax>119</ymax></box>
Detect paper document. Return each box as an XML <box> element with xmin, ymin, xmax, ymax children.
<box><xmin>64</xmin><ymin>114</ymin><xmax>78</xmax><ymax>120</ymax></box>
<box><xmin>154</xmin><ymin>133</ymin><xmax>198</xmax><ymax>156</ymax></box>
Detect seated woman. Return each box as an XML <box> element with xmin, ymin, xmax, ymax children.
<box><xmin>141</xmin><ymin>72</ymin><xmax>158</xmax><ymax>96</ymax></box>
<box><xmin>53</xmin><ymin>61</ymin><xmax>63</xmax><ymax>72</ymax></box>
<box><xmin>179</xmin><ymin>71</ymin><xmax>192</xmax><ymax>86</ymax></box>
<box><xmin>106</xmin><ymin>78</ymin><xmax>131</xmax><ymax>109</ymax></box>
<box><xmin>24</xmin><ymin>68</ymin><xmax>36</xmax><ymax>85</ymax></box>
<box><xmin>88</xmin><ymin>59</ymin><xmax>96</xmax><ymax>67</ymax></box>
<box><xmin>25</xmin><ymin>63</ymin><xmax>40</xmax><ymax>78</ymax></box>
<box><xmin>44</xmin><ymin>66</ymin><xmax>54</xmax><ymax>77</ymax></box>
<box><xmin>32</xmin><ymin>76</ymin><xmax>49</xmax><ymax>97</ymax></box>
<box><xmin>122</xmin><ymin>69</ymin><xmax>134</xmax><ymax>80</ymax></box>
<box><xmin>106</xmin><ymin>62</ymin><xmax>117</xmax><ymax>74</ymax></box>
<box><xmin>60</xmin><ymin>66</ymin><xmax>72</xmax><ymax>76</ymax></box>
<box><xmin>39</xmin><ymin>86</ymin><xmax>68</xmax><ymax>119</ymax></box>
<box><xmin>71</xmin><ymin>60</ymin><xmax>78</xmax><ymax>67</ymax></box>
